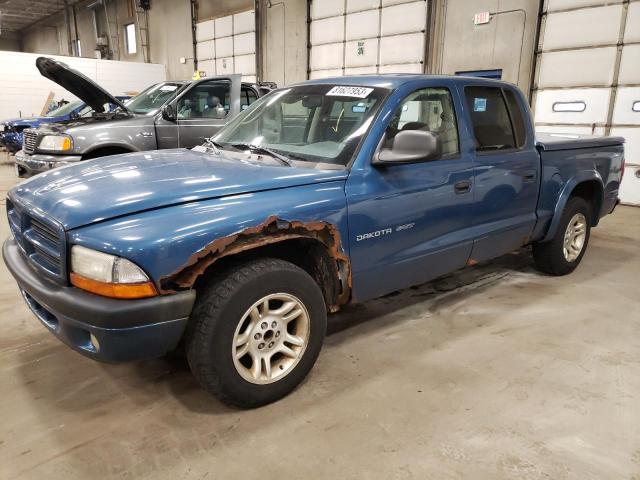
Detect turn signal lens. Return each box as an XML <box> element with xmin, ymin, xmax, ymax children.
<box><xmin>70</xmin><ymin>272</ymin><xmax>157</xmax><ymax>299</ymax></box>
<box><xmin>39</xmin><ymin>135</ymin><xmax>73</xmax><ymax>152</ymax></box>
<box><xmin>70</xmin><ymin>245</ymin><xmax>157</xmax><ymax>299</ymax></box>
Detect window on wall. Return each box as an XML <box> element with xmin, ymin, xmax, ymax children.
<box><xmin>125</xmin><ymin>23</ymin><xmax>137</xmax><ymax>54</ymax></box>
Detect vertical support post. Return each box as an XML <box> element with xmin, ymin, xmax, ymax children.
<box><xmin>191</xmin><ymin>0</ymin><xmax>198</xmax><ymax>71</ymax></box>
<box><xmin>64</xmin><ymin>0</ymin><xmax>73</xmax><ymax>56</ymax></box>
<box><xmin>528</xmin><ymin>0</ymin><xmax>544</xmax><ymax>105</ymax></box>
<box><xmin>72</xmin><ymin>4</ymin><xmax>80</xmax><ymax>56</ymax></box>
<box><xmin>306</xmin><ymin>0</ymin><xmax>311</xmax><ymax>79</ymax></box>
<box><xmin>605</xmin><ymin>0</ymin><xmax>629</xmax><ymax>136</ymax></box>
<box><xmin>255</xmin><ymin>0</ymin><xmax>262</xmax><ymax>83</ymax></box>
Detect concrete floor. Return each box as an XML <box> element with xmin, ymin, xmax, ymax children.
<box><xmin>0</xmin><ymin>156</ymin><xmax>639</xmax><ymax>479</ymax></box>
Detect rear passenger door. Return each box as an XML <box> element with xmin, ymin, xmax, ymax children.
<box><xmin>463</xmin><ymin>85</ymin><xmax>540</xmax><ymax>262</ymax></box>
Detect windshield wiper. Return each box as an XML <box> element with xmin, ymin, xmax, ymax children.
<box><xmin>202</xmin><ymin>137</ymin><xmax>223</xmax><ymax>154</ymax></box>
<box><xmin>231</xmin><ymin>143</ymin><xmax>293</xmax><ymax>167</ymax></box>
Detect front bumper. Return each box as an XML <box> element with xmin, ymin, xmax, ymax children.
<box><xmin>3</xmin><ymin>237</ymin><xmax>196</xmax><ymax>362</ymax></box>
<box><xmin>14</xmin><ymin>150</ymin><xmax>82</xmax><ymax>177</ymax></box>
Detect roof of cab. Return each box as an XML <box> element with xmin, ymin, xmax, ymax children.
<box><xmin>296</xmin><ymin>74</ymin><xmax>511</xmax><ymax>89</ymax></box>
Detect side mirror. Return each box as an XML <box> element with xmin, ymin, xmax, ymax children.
<box><xmin>374</xmin><ymin>130</ymin><xmax>442</xmax><ymax>165</ymax></box>
<box><xmin>162</xmin><ymin>104</ymin><xmax>176</xmax><ymax>122</ymax></box>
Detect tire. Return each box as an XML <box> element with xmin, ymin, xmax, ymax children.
<box><xmin>185</xmin><ymin>258</ymin><xmax>327</xmax><ymax>408</ymax></box>
<box><xmin>532</xmin><ymin>196</ymin><xmax>591</xmax><ymax>276</ymax></box>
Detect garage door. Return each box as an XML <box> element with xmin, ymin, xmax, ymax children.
<box><xmin>309</xmin><ymin>0</ymin><xmax>428</xmax><ymax>79</ymax></box>
<box><xmin>532</xmin><ymin>0</ymin><xmax>640</xmax><ymax>205</ymax></box>
<box><xmin>195</xmin><ymin>10</ymin><xmax>256</xmax><ymax>83</ymax></box>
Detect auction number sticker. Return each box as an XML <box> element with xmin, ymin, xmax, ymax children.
<box><xmin>326</xmin><ymin>86</ymin><xmax>373</xmax><ymax>98</ymax></box>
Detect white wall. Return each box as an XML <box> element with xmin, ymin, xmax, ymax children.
<box><xmin>434</xmin><ymin>0</ymin><xmax>539</xmax><ymax>93</ymax></box>
<box><xmin>196</xmin><ymin>9</ymin><xmax>257</xmax><ymax>82</ymax></box>
<box><xmin>309</xmin><ymin>0</ymin><xmax>429</xmax><ymax>79</ymax></box>
<box><xmin>0</xmin><ymin>51</ymin><xmax>166</xmax><ymax>119</ymax></box>
<box><xmin>260</xmin><ymin>0</ymin><xmax>308</xmax><ymax>87</ymax></box>
<box><xmin>532</xmin><ymin>0</ymin><xmax>640</xmax><ymax>205</ymax></box>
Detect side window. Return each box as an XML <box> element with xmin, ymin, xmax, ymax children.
<box><xmin>177</xmin><ymin>81</ymin><xmax>230</xmax><ymax>120</ymax></box>
<box><xmin>241</xmin><ymin>87</ymin><xmax>258</xmax><ymax>110</ymax></box>
<box><xmin>464</xmin><ymin>86</ymin><xmax>516</xmax><ymax>151</ymax></box>
<box><xmin>388</xmin><ymin>87</ymin><xmax>459</xmax><ymax>157</ymax></box>
<box><xmin>504</xmin><ymin>89</ymin><xmax>527</xmax><ymax>148</ymax></box>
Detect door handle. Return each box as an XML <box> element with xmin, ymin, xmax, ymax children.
<box><xmin>454</xmin><ymin>180</ymin><xmax>472</xmax><ymax>194</ymax></box>
<box><xmin>522</xmin><ymin>170</ymin><xmax>537</xmax><ymax>183</ymax></box>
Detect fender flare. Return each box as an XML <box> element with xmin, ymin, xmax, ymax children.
<box><xmin>542</xmin><ymin>170</ymin><xmax>604</xmax><ymax>242</ymax></box>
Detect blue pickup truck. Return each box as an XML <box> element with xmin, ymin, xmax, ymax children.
<box><xmin>3</xmin><ymin>75</ymin><xmax>624</xmax><ymax>407</ymax></box>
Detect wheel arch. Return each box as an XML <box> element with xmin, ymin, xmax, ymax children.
<box><xmin>160</xmin><ymin>216</ymin><xmax>352</xmax><ymax>312</ymax></box>
<box><xmin>82</xmin><ymin>143</ymin><xmax>136</xmax><ymax>159</ymax></box>
<box><xmin>542</xmin><ymin>173</ymin><xmax>604</xmax><ymax>242</ymax></box>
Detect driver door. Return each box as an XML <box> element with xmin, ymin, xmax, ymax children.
<box><xmin>175</xmin><ymin>76</ymin><xmax>241</xmax><ymax>148</ymax></box>
<box><xmin>345</xmin><ymin>86</ymin><xmax>475</xmax><ymax>301</ymax></box>
<box><xmin>155</xmin><ymin>75</ymin><xmax>243</xmax><ymax>149</ymax></box>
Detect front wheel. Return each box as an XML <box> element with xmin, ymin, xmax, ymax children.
<box><xmin>532</xmin><ymin>196</ymin><xmax>591</xmax><ymax>275</ymax></box>
<box><xmin>185</xmin><ymin>258</ymin><xmax>327</xmax><ymax>408</ymax></box>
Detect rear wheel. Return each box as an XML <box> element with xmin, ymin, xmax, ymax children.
<box><xmin>532</xmin><ymin>196</ymin><xmax>591</xmax><ymax>275</ymax></box>
<box><xmin>185</xmin><ymin>258</ymin><xmax>326</xmax><ymax>408</ymax></box>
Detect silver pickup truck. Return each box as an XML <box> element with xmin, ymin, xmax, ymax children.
<box><xmin>15</xmin><ymin>57</ymin><xmax>272</xmax><ymax>177</ymax></box>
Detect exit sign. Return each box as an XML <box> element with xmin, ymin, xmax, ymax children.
<box><xmin>474</xmin><ymin>12</ymin><xmax>491</xmax><ymax>25</ymax></box>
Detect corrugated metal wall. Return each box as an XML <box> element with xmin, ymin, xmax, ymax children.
<box><xmin>532</xmin><ymin>0</ymin><xmax>640</xmax><ymax>205</ymax></box>
<box><xmin>195</xmin><ymin>10</ymin><xmax>257</xmax><ymax>82</ymax></box>
<box><xmin>309</xmin><ymin>0</ymin><xmax>428</xmax><ymax>79</ymax></box>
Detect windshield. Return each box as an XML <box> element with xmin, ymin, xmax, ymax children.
<box><xmin>213</xmin><ymin>84</ymin><xmax>388</xmax><ymax>166</ymax></box>
<box><xmin>44</xmin><ymin>100</ymin><xmax>84</xmax><ymax>117</ymax></box>
<box><xmin>125</xmin><ymin>82</ymin><xmax>185</xmax><ymax>114</ymax></box>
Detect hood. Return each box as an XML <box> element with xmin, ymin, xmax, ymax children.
<box><xmin>36</xmin><ymin>57</ymin><xmax>127</xmax><ymax>113</ymax></box>
<box><xmin>11</xmin><ymin>149</ymin><xmax>348</xmax><ymax>230</ymax></box>
<box><xmin>4</xmin><ymin>117</ymin><xmax>61</xmax><ymax>128</ymax></box>
<box><xmin>3</xmin><ymin>117</ymin><xmax>44</xmax><ymax>127</ymax></box>
<box><xmin>35</xmin><ymin>114</ymin><xmax>127</xmax><ymax>133</ymax></box>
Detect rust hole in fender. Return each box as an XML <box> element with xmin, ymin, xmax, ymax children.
<box><xmin>159</xmin><ymin>216</ymin><xmax>352</xmax><ymax>311</ymax></box>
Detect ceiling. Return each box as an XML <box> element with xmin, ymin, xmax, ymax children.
<box><xmin>0</xmin><ymin>0</ymin><xmax>69</xmax><ymax>34</ymax></box>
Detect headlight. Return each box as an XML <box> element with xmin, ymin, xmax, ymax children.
<box><xmin>70</xmin><ymin>245</ymin><xmax>157</xmax><ymax>299</ymax></box>
<box><xmin>38</xmin><ymin>135</ymin><xmax>73</xmax><ymax>152</ymax></box>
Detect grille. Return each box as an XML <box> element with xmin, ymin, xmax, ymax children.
<box><xmin>7</xmin><ymin>198</ymin><xmax>66</xmax><ymax>282</ymax></box>
<box><xmin>22</xmin><ymin>129</ymin><xmax>38</xmax><ymax>153</ymax></box>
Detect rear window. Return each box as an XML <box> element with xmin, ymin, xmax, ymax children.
<box><xmin>464</xmin><ymin>86</ymin><xmax>516</xmax><ymax>152</ymax></box>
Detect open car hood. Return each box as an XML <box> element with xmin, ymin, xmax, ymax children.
<box><xmin>36</xmin><ymin>57</ymin><xmax>127</xmax><ymax>113</ymax></box>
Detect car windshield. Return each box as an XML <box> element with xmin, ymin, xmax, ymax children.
<box><xmin>213</xmin><ymin>84</ymin><xmax>388</xmax><ymax>166</ymax></box>
<box><xmin>125</xmin><ymin>82</ymin><xmax>185</xmax><ymax>114</ymax></box>
<box><xmin>44</xmin><ymin>100</ymin><xmax>84</xmax><ymax>117</ymax></box>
